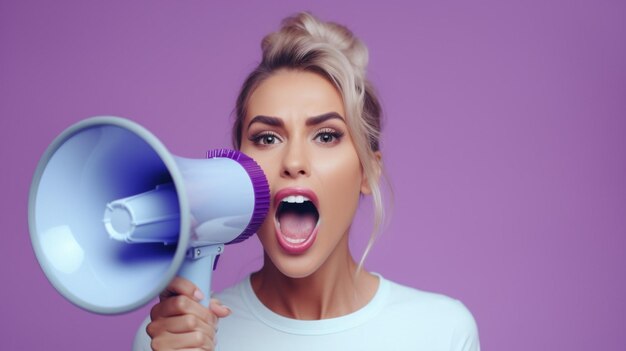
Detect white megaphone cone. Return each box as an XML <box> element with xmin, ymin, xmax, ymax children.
<box><xmin>28</xmin><ymin>117</ymin><xmax>269</xmax><ymax>314</ymax></box>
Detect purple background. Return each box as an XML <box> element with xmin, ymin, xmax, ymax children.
<box><xmin>2</xmin><ymin>0</ymin><xmax>625</xmax><ymax>350</ymax></box>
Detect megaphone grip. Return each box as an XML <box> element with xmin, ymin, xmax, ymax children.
<box><xmin>177</xmin><ymin>244</ymin><xmax>224</xmax><ymax>307</ymax></box>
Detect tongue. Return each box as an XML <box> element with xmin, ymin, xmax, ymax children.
<box><xmin>279</xmin><ymin>212</ymin><xmax>316</xmax><ymax>239</ymax></box>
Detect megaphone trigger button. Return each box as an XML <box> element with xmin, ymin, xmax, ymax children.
<box><xmin>213</xmin><ymin>255</ymin><xmax>220</xmax><ymax>271</ymax></box>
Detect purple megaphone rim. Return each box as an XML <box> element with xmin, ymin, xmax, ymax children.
<box><xmin>206</xmin><ymin>149</ymin><xmax>270</xmax><ymax>244</ymax></box>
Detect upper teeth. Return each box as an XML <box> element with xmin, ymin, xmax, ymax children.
<box><xmin>282</xmin><ymin>195</ymin><xmax>310</xmax><ymax>203</ymax></box>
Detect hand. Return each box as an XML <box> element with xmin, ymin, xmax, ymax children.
<box><xmin>146</xmin><ymin>277</ymin><xmax>231</xmax><ymax>351</ymax></box>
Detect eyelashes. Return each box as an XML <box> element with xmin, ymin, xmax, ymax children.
<box><xmin>249</xmin><ymin>131</ymin><xmax>281</xmax><ymax>145</ymax></box>
<box><xmin>248</xmin><ymin>128</ymin><xmax>344</xmax><ymax>146</ymax></box>
<box><xmin>314</xmin><ymin>128</ymin><xmax>344</xmax><ymax>144</ymax></box>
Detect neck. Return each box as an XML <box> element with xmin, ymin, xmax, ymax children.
<box><xmin>250</xmin><ymin>235</ymin><xmax>379</xmax><ymax>320</ymax></box>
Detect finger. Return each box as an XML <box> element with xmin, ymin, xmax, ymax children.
<box><xmin>147</xmin><ymin>314</ymin><xmax>216</xmax><ymax>337</ymax></box>
<box><xmin>160</xmin><ymin>277</ymin><xmax>205</xmax><ymax>302</ymax></box>
<box><xmin>151</xmin><ymin>295</ymin><xmax>213</xmax><ymax>323</ymax></box>
<box><xmin>150</xmin><ymin>331</ymin><xmax>214</xmax><ymax>351</ymax></box>
<box><xmin>209</xmin><ymin>298</ymin><xmax>232</xmax><ymax>318</ymax></box>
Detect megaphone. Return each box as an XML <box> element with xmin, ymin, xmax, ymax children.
<box><xmin>28</xmin><ymin>116</ymin><xmax>269</xmax><ymax>314</ymax></box>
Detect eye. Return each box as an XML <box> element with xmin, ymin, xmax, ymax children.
<box><xmin>314</xmin><ymin>128</ymin><xmax>343</xmax><ymax>144</ymax></box>
<box><xmin>250</xmin><ymin>131</ymin><xmax>282</xmax><ymax>145</ymax></box>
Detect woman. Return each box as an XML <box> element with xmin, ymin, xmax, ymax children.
<box><xmin>135</xmin><ymin>12</ymin><xmax>480</xmax><ymax>351</ymax></box>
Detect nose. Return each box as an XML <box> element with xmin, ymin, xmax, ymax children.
<box><xmin>281</xmin><ymin>140</ymin><xmax>309</xmax><ymax>178</ymax></box>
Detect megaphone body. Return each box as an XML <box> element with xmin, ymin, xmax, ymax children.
<box><xmin>28</xmin><ymin>117</ymin><xmax>269</xmax><ymax>314</ymax></box>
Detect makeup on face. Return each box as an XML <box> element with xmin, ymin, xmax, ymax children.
<box><xmin>246</xmin><ymin>111</ymin><xmax>348</xmax><ymax>256</ymax></box>
<box><xmin>247</xmin><ymin>113</ymin><xmax>346</xmax><ymax>148</ymax></box>
<box><xmin>240</xmin><ymin>70</ymin><xmax>365</xmax><ymax>278</ymax></box>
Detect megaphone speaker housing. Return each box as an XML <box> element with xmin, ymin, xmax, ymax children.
<box><xmin>28</xmin><ymin>117</ymin><xmax>269</xmax><ymax>314</ymax></box>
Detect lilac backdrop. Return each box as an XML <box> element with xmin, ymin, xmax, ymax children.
<box><xmin>2</xmin><ymin>0</ymin><xmax>625</xmax><ymax>350</ymax></box>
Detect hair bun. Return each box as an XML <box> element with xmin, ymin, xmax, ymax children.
<box><xmin>261</xmin><ymin>12</ymin><xmax>369</xmax><ymax>78</ymax></box>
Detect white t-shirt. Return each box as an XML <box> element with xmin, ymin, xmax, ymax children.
<box><xmin>134</xmin><ymin>274</ymin><xmax>480</xmax><ymax>351</ymax></box>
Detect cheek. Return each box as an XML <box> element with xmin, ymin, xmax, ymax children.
<box><xmin>241</xmin><ymin>146</ymin><xmax>277</xmax><ymax>178</ymax></box>
<box><xmin>321</xmin><ymin>143</ymin><xmax>362</xmax><ymax>182</ymax></box>
<box><xmin>256</xmin><ymin>216</ymin><xmax>274</xmax><ymax>243</ymax></box>
<box><xmin>315</xmin><ymin>150</ymin><xmax>363</xmax><ymax>220</ymax></box>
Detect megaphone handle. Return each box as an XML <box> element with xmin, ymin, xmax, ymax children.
<box><xmin>177</xmin><ymin>244</ymin><xmax>224</xmax><ymax>307</ymax></box>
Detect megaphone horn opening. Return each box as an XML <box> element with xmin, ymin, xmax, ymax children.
<box><xmin>28</xmin><ymin>117</ymin><xmax>191</xmax><ymax>314</ymax></box>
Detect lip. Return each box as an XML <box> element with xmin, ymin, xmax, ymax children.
<box><xmin>273</xmin><ymin>187</ymin><xmax>320</xmax><ymax>254</ymax></box>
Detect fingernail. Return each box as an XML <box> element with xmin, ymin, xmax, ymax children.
<box><xmin>193</xmin><ymin>289</ymin><xmax>205</xmax><ymax>301</ymax></box>
<box><xmin>217</xmin><ymin>300</ymin><xmax>231</xmax><ymax>310</ymax></box>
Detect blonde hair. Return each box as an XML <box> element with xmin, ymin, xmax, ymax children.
<box><xmin>232</xmin><ymin>12</ymin><xmax>386</xmax><ymax>270</ymax></box>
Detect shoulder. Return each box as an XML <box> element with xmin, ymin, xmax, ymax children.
<box><xmin>385</xmin><ymin>278</ymin><xmax>472</xmax><ymax>319</ymax></box>
<box><xmin>380</xmin><ymin>277</ymin><xmax>481</xmax><ymax>350</ymax></box>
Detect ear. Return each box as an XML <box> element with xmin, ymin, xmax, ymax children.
<box><xmin>360</xmin><ymin>151</ymin><xmax>382</xmax><ymax>195</ymax></box>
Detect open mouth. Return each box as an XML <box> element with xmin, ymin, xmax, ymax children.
<box><xmin>275</xmin><ymin>194</ymin><xmax>320</xmax><ymax>254</ymax></box>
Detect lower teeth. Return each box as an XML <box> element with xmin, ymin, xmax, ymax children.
<box><xmin>284</xmin><ymin>236</ymin><xmax>306</xmax><ymax>244</ymax></box>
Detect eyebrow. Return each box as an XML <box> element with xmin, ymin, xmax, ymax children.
<box><xmin>247</xmin><ymin>112</ymin><xmax>345</xmax><ymax>129</ymax></box>
<box><xmin>247</xmin><ymin>115</ymin><xmax>284</xmax><ymax>129</ymax></box>
<box><xmin>305</xmin><ymin>112</ymin><xmax>345</xmax><ymax>126</ymax></box>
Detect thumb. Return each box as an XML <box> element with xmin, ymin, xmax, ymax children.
<box><xmin>209</xmin><ymin>298</ymin><xmax>232</xmax><ymax>318</ymax></box>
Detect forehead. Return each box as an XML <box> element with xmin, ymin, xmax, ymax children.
<box><xmin>246</xmin><ymin>69</ymin><xmax>345</xmax><ymax>121</ymax></box>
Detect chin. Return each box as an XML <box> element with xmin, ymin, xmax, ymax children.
<box><xmin>266</xmin><ymin>245</ymin><xmax>326</xmax><ymax>279</ymax></box>
<box><xmin>257</xmin><ymin>212</ymin><xmax>350</xmax><ymax>279</ymax></box>
<box><xmin>276</xmin><ymin>266</ymin><xmax>316</xmax><ymax>279</ymax></box>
